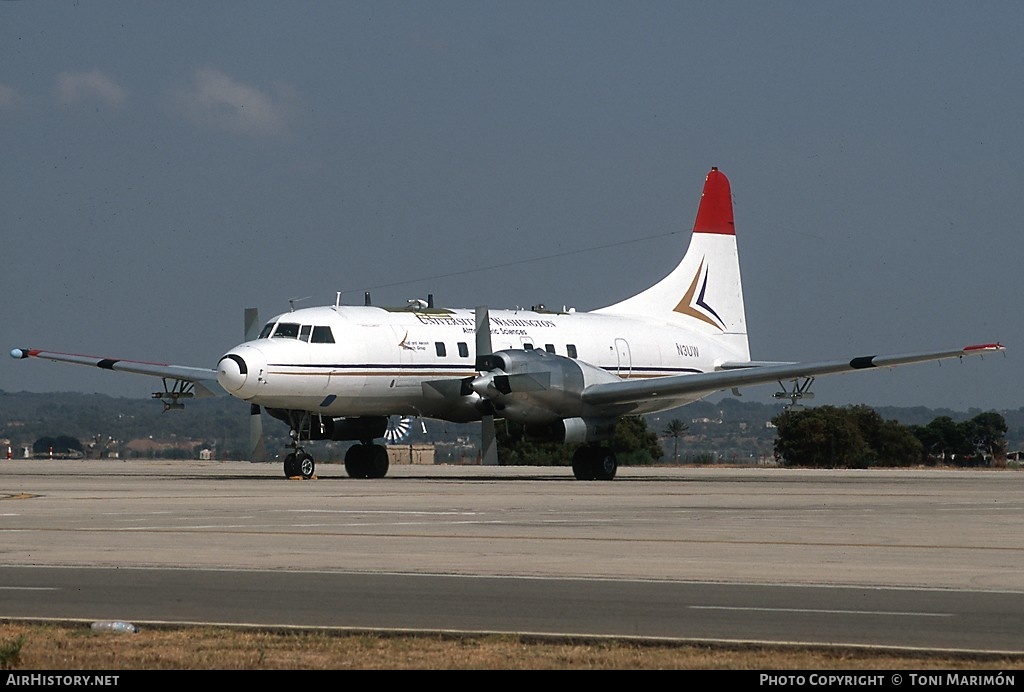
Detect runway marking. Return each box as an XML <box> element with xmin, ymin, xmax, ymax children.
<box><xmin>0</xmin><ymin>586</ymin><xmax>59</xmax><ymax>591</ymax></box>
<box><xmin>690</xmin><ymin>605</ymin><xmax>953</xmax><ymax>617</ymax></box>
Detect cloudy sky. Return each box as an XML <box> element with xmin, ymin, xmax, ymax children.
<box><xmin>2</xmin><ymin>2</ymin><xmax>1020</xmax><ymax>413</ymax></box>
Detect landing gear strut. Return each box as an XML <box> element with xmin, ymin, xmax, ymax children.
<box><xmin>571</xmin><ymin>445</ymin><xmax>617</xmax><ymax>481</ymax></box>
<box><xmin>282</xmin><ymin>421</ymin><xmax>315</xmax><ymax>479</ymax></box>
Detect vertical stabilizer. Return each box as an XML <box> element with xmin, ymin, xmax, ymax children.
<box><xmin>595</xmin><ymin>168</ymin><xmax>749</xmax><ymax>358</ymax></box>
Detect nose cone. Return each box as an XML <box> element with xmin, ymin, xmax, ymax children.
<box><xmin>217</xmin><ymin>345</ymin><xmax>266</xmax><ymax>397</ymax></box>
<box><xmin>217</xmin><ymin>353</ymin><xmax>248</xmax><ymax>393</ymax></box>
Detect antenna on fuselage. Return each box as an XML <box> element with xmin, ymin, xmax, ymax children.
<box><xmin>364</xmin><ymin>292</ymin><xmax>371</xmax><ymax>306</ymax></box>
<box><xmin>288</xmin><ymin>296</ymin><xmax>310</xmax><ymax>312</ymax></box>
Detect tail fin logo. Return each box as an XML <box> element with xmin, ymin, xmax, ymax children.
<box><xmin>672</xmin><ymin>258</ymin><xmax>725</xmax><ymax>330</ymax></box>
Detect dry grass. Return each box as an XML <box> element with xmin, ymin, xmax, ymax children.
<box><xmin>2</xmin><ymin>622</ymin><xmax>1021</xmax><ymax>670</ymax></box>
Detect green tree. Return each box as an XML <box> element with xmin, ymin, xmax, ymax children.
<box><xmin>612</xmin><ymin>416</ymin><xmax>664</xmax><ymax>466</ymax></box>
<box><xmin>663</xmin><ymin>419</ymin><xmax>689</xmax><ymax>464</ymax></box>
<box><xmin>496</xmin><ymin>416</ymin><xmax>662</xmax><ymax>466</ymax></box>
<box><xmin>772</xmin><ymin>406</ymin><xmax>870</xmax><ymax>468</ymax></box>
<box><xmin>846</xmin><ymin>405</ymin><xmax>923</xmax><ymax>467</ymax></box>
<box><xmin>967</xmin><ymin>411</ymin><xmax>1007</xmax><ymax>463</ymax></box>
<box><xmin>910</xmin><ymin>416</ymin><xmax>974</xmax><ymax>462</ymax></box>
<box><xmin>32</xmin><ymin>435</ymin><xmax>83</xmax><ymax>455</ymax></box>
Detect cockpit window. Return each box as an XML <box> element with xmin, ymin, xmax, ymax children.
<box><xmin>258</xmin><ymin>323</ymin><xmax>274</xmax><ymax>339</ymax></box>
<box><xmin>272</xmin><ymin>323</ymin><xmax>301</xmax><ymax>339</ymax></box>
<box><xmin>299</xmin><ymin>325</ymin><xmax>312</xmax><ymax>342</ymax></box>
<box><xmin>311</xmin><ymin>326</ymin><xmax>335</xmax><ymax>343</ymax></box>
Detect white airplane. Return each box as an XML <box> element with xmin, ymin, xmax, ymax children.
<box><xmin>11</xmin><ymin>168</ymin><xmax>1004</xmax><ymax>480</ymax></box>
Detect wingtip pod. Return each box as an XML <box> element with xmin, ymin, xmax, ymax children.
<box><xmin>963</xmin><ymin>343</ymin><xmax>1005</xmax><ymax>354</ymax></box>
<box><xmin>693</xmin><ymin>167</ymin><xmax>734</xmax><ymax>235</ymax></box>
<box><xmin>10</xmin><ymin>348</ymin><xmax>28</xmax><ymax>359</ymax></box>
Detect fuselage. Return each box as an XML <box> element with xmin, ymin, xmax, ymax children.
<box><xmin>215</xmin><ymin>303</ymin><xmax>747</xmax><ymax>422</ymax></box>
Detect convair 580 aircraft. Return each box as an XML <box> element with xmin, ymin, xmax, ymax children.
<box><xmin>12</xmin><ymin>168</ymin><xmax>1004</xmax><ymax>480</ymax></box>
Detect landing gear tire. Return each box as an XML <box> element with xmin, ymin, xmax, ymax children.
<box><xmin>572</xmin><ymin>446</ymin><xmax>617</xmax><ymax>481</ymax></box>
<box><xmin>369</xmin><ymin>445</ymin><xmax>390</xmax><ymax>478</ymax></box>
<box><xmin>283</xmin><ymin>452</ymin><xmax>299</xmax><ymax>478</ymax></box>
<box><xmin>345</xmin><ymin>444</ymin><xmax>390</xmax><ymax>478</ymax></box>
<box><xmin>283</xmin><ymin>451</ymin><xmax>315</xmax><ymax>478</ymax></box>
<box><xmin>572</xmin><ymin>447</ymin><xmax>595</xmax><ymax>481</ymax></box>
<box><xmin>592</xmin><ymin>447</ymin><xmax>617</xmax><ymax>481</ymax></box>
<box><xmin>344</xmin><ymin>445</ymin><xmax>369</xmax><ymax>478</ymax></box>
<box><xmin>298</xmin><ymin>452</ymin><xmax>315</xmax><ymax>479</ymax></box>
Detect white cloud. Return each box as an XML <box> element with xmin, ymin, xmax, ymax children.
<box><xmin>173</xmin><ymin>67</ymin><xmax>293</xmax><ymax>137</ymax></box>
<box><xmin>55</xmin><ymin>70</ymin><xmax>127</xmax><ymax>109</ymax></box>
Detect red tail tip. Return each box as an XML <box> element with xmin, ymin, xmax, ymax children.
<box><xmin>693</xmin><ymin>168</ymin><xmax>734</xmax><ymax>235</ymax></box>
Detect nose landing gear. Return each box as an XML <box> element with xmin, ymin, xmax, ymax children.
<box><xmin>283</xmin><ymin>449</ymin><xmax>315</xmax><ymax>479</ymax></box>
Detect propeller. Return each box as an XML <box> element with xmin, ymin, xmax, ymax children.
<box><xmin>383</xmin><ymin>416</ymin><xmax>414</xmax><ymax>443</ymax></box>
<box><xmin>244</xmin><ymin>307</ymin><xmax>268</xmax><ymax>462</ymax></box>
<box><xmin>475</xmin><ymin>306</ymin><xmax>499</xmax><ymax>466</ymax></box>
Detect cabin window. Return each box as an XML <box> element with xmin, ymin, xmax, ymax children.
<box><xmin>311</xmin><ymin>326</ymin><xmax>335</xmax><ymax>344</ymax></box>
<box><xmin>273</xmin><ymin>323</ymin><xmax>300</xmax><ymax>339</ymax></box>
<box><xmin>258</xmin><ymin>323</ymin><xmax>274</xmax><ymax>339</ymax></box>
<box><xmin>523</xmin><ymin>343</ymin><xmax>534</xmax><ymax>350</ymax></box>
<box><xmin>544</xmin><ymin>344</ymin><xmax>555</xmax><ymax>354</ymax></box>
<box><xmin>457</xmin><ymin>342</ymin><xmax>469</xmax><ymax>357</ymax></box>
<box><xmin>298</xmin><ymin>325</ymin><xmax>312</xmax><ymax>342</ymax></box>
<box><xmin>567</xmin><ymin>344</ymin><xmax>578</xmax><ymax>358</ymax></box>
<box><xmin>435</xmin><ymin>342</ymin><xmax>447</xmax><ymax>357</ymax></box>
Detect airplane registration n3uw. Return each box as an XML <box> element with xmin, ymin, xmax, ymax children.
<box><xmin>11</xmin><ymin>168</ymin><xmax>1004</xmax><ymax>480</ymax></box>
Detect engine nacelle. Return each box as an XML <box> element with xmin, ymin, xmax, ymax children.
<box><xmin>524</xmin><ymin>417</ymin><xmax>618</xmax><ymax>444</ymax></box>
<box><xmin>470</xmin><ymin>349</ymin><xmax>622</xmax><ymax>424</ymax></box>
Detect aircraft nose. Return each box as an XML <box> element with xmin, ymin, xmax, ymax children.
<box><xmin>217</xmin><ymin>353</ymin><xmax>250</xmax><ymax>393</ymax></box>
<box><xmin>218</xmin><ymin>344</ymin><xmax>268</xmax><ymax>397</ymax></box>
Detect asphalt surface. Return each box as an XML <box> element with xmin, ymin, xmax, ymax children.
<box><xmin>1</xmin><ymin>460</ymin><xmax>1022</xmax><ymax>653</ymax></box>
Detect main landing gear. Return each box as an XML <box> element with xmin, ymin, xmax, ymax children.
<box><xmin>571</xmin><ymin>445</ymin><xmax>618</xmax><ymax>481</ymax></box>
<box><xmin>344</xmin><ymin>443</ymin><xmax>390</xmax><ymax>479</ymax></box>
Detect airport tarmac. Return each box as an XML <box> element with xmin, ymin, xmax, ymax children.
<box><xmin>1</xmin><ymin>460</ymin><xmax>1022</xmax><ymax>589</ymax></box>
<box><xmin>1</xmin><ymin>460</ymin><xmax>1022</xmax><ymax>651</ymax></box>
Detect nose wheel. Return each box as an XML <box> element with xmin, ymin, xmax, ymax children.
<box><xmin>283</xmin><ymin>449</ymin><xmax>315</xmax><ymax>479</ymax></box>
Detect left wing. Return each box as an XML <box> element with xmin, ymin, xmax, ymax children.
<box><xmin>582</xmin><ymin>343</ymin><xmax>1005</xmax><ymax>409</ymax></box>
<box><xmin>9</xmin><ymin>348</ymin><xmax>222</xmax><ymax>398</ymax></box>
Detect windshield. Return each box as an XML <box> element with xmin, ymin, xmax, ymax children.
<box><xmin>272</xmin><ymin>323</ymin><xmax>301</xmax><ymax>339</ymax></box>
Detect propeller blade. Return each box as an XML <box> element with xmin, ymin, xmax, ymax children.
<box><xmin>249</xmin><ymin>403</ymin><xmax>268</xmax><ymax>462</ymax></box>
<box><xmin>480</xmin><ymin>413</ymin><xmax>498</xmax><ymax>466</ymax></box>
<box><xmin>244</xmin><ymin>307</ymin><xmax>269</xmax><ymax>462</ymax></box>
<box><xmin>475</xmin><ymin>306</ymin><xmax>499</xmax><ymax>466</ymax></box>
<box><xmin>244</xmin><ymin>307</ymin><xmax>261</xmax><ymax>342</ymax></box>
<box><xmin>475</xmin><ymin>304</ymin><xmax>492</xmax><ymax>358</ymax></box>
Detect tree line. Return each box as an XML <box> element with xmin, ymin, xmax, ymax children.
<box><xmin>771</xmin><ymin>405</ymin><xmax>1008</xmax><ymax>468</ymax></box>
